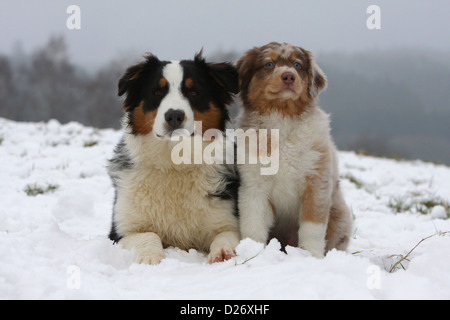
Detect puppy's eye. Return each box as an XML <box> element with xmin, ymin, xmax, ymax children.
<box><xmin>153</xmin><ymin>89</ymin><xmax>163</xmax><ymax>96</ymax></box>
<box><xmin>265</xmin><ymin>61</ymin><xmax>275</xmax><ymax>69</ymax></box>
<box><xmin>189</xmin><ymin>90</ymin><xmax>199</xmax><ymax>97</ymax></box>
<box><xmin>293</xmin><ymin>62</ymin><xmax>301</xmax><ymax>69</ymax></box>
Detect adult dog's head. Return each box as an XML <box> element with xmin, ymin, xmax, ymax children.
<box><xmin>236</xmin><ymin>42</ymin><xmax>327</xmax><ymax>117</ymax></box>
<box><xmin>118</xmin><ymin>52</ymin><xmax>239</xmax><ymax>138</ymax></box>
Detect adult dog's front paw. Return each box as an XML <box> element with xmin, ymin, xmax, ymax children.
<box><xmin>208</xmin><ymin>246</ymin><xmax>236</xmax><ymax>264</ymax></box>
<box><xmin>134</xmin><ymin>251</ymin><xmax>166</xmax><ymax>265</ymax></box>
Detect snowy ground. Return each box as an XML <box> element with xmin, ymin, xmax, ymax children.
<box><xmin>1</xmin><ymin>117</ymin><xmax>450</xmax><ymax>300</ymax></box>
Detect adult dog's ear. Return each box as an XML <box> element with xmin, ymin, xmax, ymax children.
<box><xmin>302</xmin><ymin>49</ymin><xmax>327</xmax><ymax>99</ymax></box>
<box><xmin>118</xmin><ymin>54</ymin><xmax>160</xmax><ymax>112</ymax></box>
<box><xmin>195</xmin><ymin>51</ymin><xmax>240</xmax><ymax>105</ymax></box>
<box><xmin>118</xmin><ymin>64</ymin><xmax>143</xmax><ymax>97</ymax></box>
<box><xmin>207</xmin><ymin>61</ymin><xmax>240</xmax><ymax>96</ymax></box>
<box><xmin>235</xmin><ymin>47</ymin><xmax>261</xmax><ymax>92</ymax></box>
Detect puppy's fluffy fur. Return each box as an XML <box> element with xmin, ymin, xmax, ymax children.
<box><xmin>236</xmin><ymin>42</ymin><xmax>352</xmax><ymax>257</ymax></box>
<box><xmin>108</xmin><ymin>53</ymin><xmax>240</xmax><ymax>264</ymax></box>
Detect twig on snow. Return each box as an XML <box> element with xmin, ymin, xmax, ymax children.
<box><xmin>389</xmin><ymin>231</ymin><xmax>450</xmax><ymax>273</ymax></box>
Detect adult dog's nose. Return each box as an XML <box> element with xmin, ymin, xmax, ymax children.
<box><xmin>281</xmin><ymin>72</ymin><xmax>296</xmax><ymax>85</ymax></box>
<box><xmin>165</xmin><ymin>109</ymin><xmax>185</xmax><ymax>129</ymax></box>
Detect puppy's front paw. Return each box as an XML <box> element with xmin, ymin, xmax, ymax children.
<box><xmin>303</xmin><ymin>247</ymin><xmax>325</xmax><ymax>259</ymax></box>
<box><xmin>208</xmin><ymin>246</ymin><xmax>236</xmax><ymax>264</ymax></box>
<box><xmin>298</xmin><ymin>222</ymin><xmax>326</xmax><ymax>258</ymax></box>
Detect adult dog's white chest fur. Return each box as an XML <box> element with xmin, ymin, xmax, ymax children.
<box><xmin>113</xmin><ymin>135</ymin><xmax>236</xmax><ymax>253</ymax></box>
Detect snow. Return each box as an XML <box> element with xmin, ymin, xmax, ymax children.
<box><xmin>1</xmin><ymin>117</ymin><xmax>449</xmax><ymax>300</ymax></box>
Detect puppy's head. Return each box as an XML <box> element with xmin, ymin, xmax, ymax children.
<box><xmin>118</xmin><ymin>52</ymin><xmax>239</xmax><ymax>138</ymax></box>
<box><xmin>236</xmin><ymin>42</ymin><xmax>327</xmax><ymax>116</ymax></box>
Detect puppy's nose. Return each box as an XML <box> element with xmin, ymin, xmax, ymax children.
<box><xmin>165</xmin><ymin>109</ymin><xmax>185</xmax><ymax>129</ymax></box>
<box><xmin>281</xmin><ymin>72</ymin><xmax>296</xmax><ymax>85</ymax></box>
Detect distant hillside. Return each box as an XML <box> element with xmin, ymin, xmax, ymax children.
<box><xmin>317</xmin><ymin>50</ymin><xmax>450</xmax><ymax>164</ymax></box>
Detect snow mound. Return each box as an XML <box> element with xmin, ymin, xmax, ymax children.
<box><xmin>1</xmin><ymin>118</ymin><xmax>450</xmax><ymax>299</ymax></box>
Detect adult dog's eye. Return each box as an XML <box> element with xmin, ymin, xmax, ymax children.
<box><xmin>189</xmin><ymin>90</ymin><xmax>199</xmax><ymax>97</ymax></box>
<box><xmin>293</xmin><ymin>62</ymin><xmax>301</xmax><ymax>69</ymax></box>
<box><xmin>265</xmin><ymin>61</ymin><xmax>275</xmax><ymax>69</ymax></box>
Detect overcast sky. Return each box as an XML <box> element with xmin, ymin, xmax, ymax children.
<box><xmin>1</xmin><ymin>0</ymin><xmax>449</xmax><ymax>67</ymax></box>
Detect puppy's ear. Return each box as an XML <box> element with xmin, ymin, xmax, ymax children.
<box><xmin>118</xmin><ymin>54</ymin><xmax>160</xmax><ymax>112</ymax></box>
<box><xmin>236</xmin><ymin>47</ymin><xmax>261</xmax><ymax>92</ymax></box>
<box><xmin>302</xmin><ymin>49</ymin><xmax>327</xmax><ymax>99</ymax></box>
